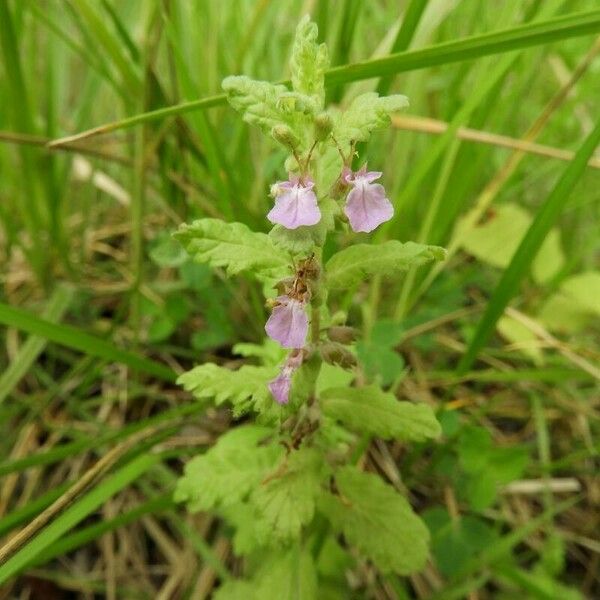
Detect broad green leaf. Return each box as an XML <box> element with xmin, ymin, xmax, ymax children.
<box><xmin>213</xmin><ymin>580</ymin><xmax>255</xmax><ymax>600</ymax></box>
<box><xmin>560</xmin><ymin>272</ymin><xmax>600</xmax><ymax>315</ymax></box>
<box><xmin>320</xmin><ymin>386</ymin><xmax>440</xmax><ymax>441</ymax></box>
<box><xmin>538</xmin><ymin>293</ymin><xmax>590</xmax><ymax>334</ymax></box>
<box><xmin>222</xmin><ymin>75</ymin><xmax>316</xmax><ymax>138</ymax></box>
<box><xmin>174</xmin><ymin>425</ymin><xmax>281</xmax><ymax>512</ymax></box>
<box><xmin>175</xmin><ymin>219</ymin><xmax>289</xmax><ymax>281</ymax></box>
<box><xmin>459</xmin><ymin>203</ymin><xmax>565</xmax><ymax>284</ymax></box>
<box><xmin>251</xmin><ymin>447</ymin><xmax>325</xmax><ymax>544</ymax></box>
<box><xmin>290</xmin><ymin>15</ymin><xmax>328</xmax><ymax>107</ymax></box>
<box><xmin>149</xmin><ymin>233</ymin><xmax>188</xmax><ymax>267</ymax></box>
<box><xmin>423</xmin><ymin>508</ymin><xmax>497</xmax><ymax>577</ymax></box>
<box><xmin>316</xmin><ymin>363</ymin><xmax>354</xmax><ymax>394</ymax></box>
<box><xmin>334</xmin><ymin>92</ymin><xmax>409</xmax><ymax>143</ymax></box>
<box><xmin>253</xmin><ymin>548</ymin><xmax>318</xmax><ymax>600</ymax></box>
<box><xmin>497</xmin><ymin>315</ymin><xmax>543</xmax><ymax>365</ymax></box>
<box><xmin>532</xmin><ymin>269</ymin><xmax>599</xmax><ymax>334</ymax></box>
<box><xmin>177</xmin><ymin>363</ymin><xmax>277</xmax><ymax>416</ymax></box>
<box><xmin>319</xmin><ymin>466</ymin><xmax>430</xmax><ymax>574</ymax></box>
<box><xmin>325</xmin><ymin>241</ymin><xmax>446</xmax><ymax>288</ymax></box>
<box><xmin>217</xmin><ymin>548</ymin><xmax>317</xmax><ymax>600</ymax></box>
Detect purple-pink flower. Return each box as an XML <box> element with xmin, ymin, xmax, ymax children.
<box><xmin>267</xmin><ymin>177</ymin><xmax>321</xmax><ymax>229</ymax></box>
<box><xmin>265</xmin><ymin>295</ymin><xmax>308</xmax><ymax>349</ymax></box>
<box><xmin>343</xmin><ymin>165</ymin><xmax>394</xmax><ymax>233</ymax></box>
<box><xmin>268</xmin><ymin>372</ymin><xmax>292</xmax><ymax>405</ymax></box>
<box><xmin>268</xmin><ymin>351</ymin><xmax>304</xmax><ymax>404</ymax></box>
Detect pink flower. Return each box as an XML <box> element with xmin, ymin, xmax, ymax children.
<box><xmin>268</xmin><ymin>351</ymin><xmax>304</xmax><ymax>405</ymax></box>
<box><xmin>267</xmin><ymin>177</ymin><xmax>321</xmax><ymax>229</ymax></box>
<box><xmin>268</xmin><ymin>372</ymin><xmax>292</xmax><ymax>405</ymax></box>
<box><xmin>343</xmin><ymin>165</ymin><xmax>394</xmax><ymax>232</ymax></box>
<box><xmin>265</xmin><ymin>295</ymin><xmax>308</xmax><ymax>349</ymax></box>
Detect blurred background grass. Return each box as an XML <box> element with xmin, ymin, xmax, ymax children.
<box><xmin>0</xmin><ymin>0</ymin><xmax>598</xmax><ymax>598</ymax></box>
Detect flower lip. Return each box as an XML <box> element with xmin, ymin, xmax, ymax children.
<box><xmin>267</xmin><ymin>349</ymin><xmax>305</xmax><ymax>405</ymax></box>
<box><xmin>267</xmin><ymin>176</ymin><xmax>321</xmax><ymax>229</ymax></box>
<box><xmin>264</xmin><ymin>295</ymin><xmax>309</xmax><ymax>349</ymax></box>
<box><xmin>343</xmin><ymin>164</ymin><xmax>393</xmax><ymax>233</ymax></box>
<box><xmin>269</xmin><ymin>371</ymin><xmax>292</xmax><ymax>404</ymax></box>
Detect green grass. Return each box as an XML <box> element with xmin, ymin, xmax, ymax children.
<box><xmin>0</xmin><ymin>0</ymin><xmax>598</xmax><ymax>597</ymax></box>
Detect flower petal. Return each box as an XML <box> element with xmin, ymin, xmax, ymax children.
<box><xmin>264</xmin><ymin>297</ymin><xmax>308</xmax><ymax>348</ymax></box>
<box><xmin>268</xmin><ymin>372</ymin><xmax>292</xmax><ymax>404</ymax></box>
<box><xmin>267</xmin><ymin>184</ymin><xmax>321</xmax><ymax>229</ymax></box>
<box><xmin>344</xmin><ymin>179</ymin><xmax>394</xmax><ymax>233</ymax></box>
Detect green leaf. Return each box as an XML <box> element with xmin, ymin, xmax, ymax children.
<box><xmin>213</xmin><ymin>580</ymin><xmax>255</xmax><ymax>600</ymax></box>
<box><xmin>222</xmin><ymin>75</ymin><xmax>316</xmax><ymax>138</ymax></box>
<box><xmin>325</xmin><ymin>241</ymin><xmax>446</xmax><ymax>288</ymax></box>
<box><xmin>174</xmin><ymin>425</ymin><xmax>281</xmax><ymax>512</ymax></box>
<box><xmin>149</xmin><ymin>232</ymin><xmax>188</xmax><ymax>267</ymax></box>
<box><xmin>290</xmin><ymin>16</ymin><xmax>328</xmax><ymax>107</ymax></box>
<box><xmin>254</xmin><ymin>548</ymin><xmax>318</xmax><ymax>600</ymax></box>
<box><xmin>320</xmin><ymin>386</ymin><xmax>440</xmax><ymax>442</ymax></box>
<box><xmin>319</xmin><ymin>466</ymin><xmax>430</xmax><ymax>574</ymax></box>
<box><xmin>251</xmin><ymin>447</ymin><xmax>325</xmax><ymax>544</ymax></box>
<box><xmin>559</xmin><ymin>271</ymin><xmax>600</xmax><ymax>316</ymax></box>
<box><xmin>174</xmin><ymin>219</ymin><xmax>289</xmax><ymax>281</ymax></box>
<box><xmin>497</xmin><ymin>315</ymin><xmax>543</xmax><ymax>365</ymax></box>
<box><xmin>335</xmin><ymin>92</ymin><xmax>408</xmax><ymax>143</ymax></box>
<box><xmin>177</xmin><ymin>363</ymin><xmax>277</xmax><ymax>416</ymax></box>
<box><xmin>459</xmin><ymin>203</ymin><xmax>564</xmax><ymax>283</ymax></box>
<box><xmin>216</xmin><ymin>548</ymin><xmax>317</xmax><ymax>600</ymax></box>
<box><xmin>423</xmin><ymin>508</ymin><xmax>497</xmax><ymax>577</ymax></box>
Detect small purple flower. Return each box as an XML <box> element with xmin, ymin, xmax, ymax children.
<box><xmin>268</xmin><ymin>350</ymin><xmax>304</xmax><ymax>405</ymax></box>
<box><xmin>343</xmin><ymin>165</ymin><xmax>394</xmax><ymax>233</ymax></box>
<box><xmin>267</xmin><ymin>177</ymin><xmax>321</xmax><ymax>229</ymax></box>
<box><xmin>269</xmin><ymin>371</ymin><xmax>292</xmax><ymax>405</ymax></box>
<box><xmin>265</xmin><ymin>295</ymin><xmax>308</xmax><ymax>349</ymax></box>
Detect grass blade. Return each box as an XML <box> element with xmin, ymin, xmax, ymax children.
<box><xmin>0</xmin><ymin>302</ymin><xmax>176</xmax><ymax>383</ymax></box>
<box><xmin>458</xmin><ymin>116</ymin><xmax>600</xmax><ymax>372</ymax></box>
<box><xmin>0</xmin><ymin>285</ymin><xmax>74</xmax><ymax>405</ymax></box>
<box><xmin>0</xmin><ymin>453</ymin><xmax>159</xmax><ymax>583</ymax></box>
<box><xmin>48</xmin><ymin>10</ymin><xmax>600</xmax><ymax>146</ymax></box>
<box><xmin>377</xmin><ymin>0</ymin><xmax>429</xmax><ymax>95</ymax></box>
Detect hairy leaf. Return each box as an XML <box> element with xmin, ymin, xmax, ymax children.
<box><xmin>215</xmin><ymin>548</ymin><xmax>317</xmax><ymax>600</ymax></box>
<box><xmin>320</xmin><ymin>386</ymin><xmax>440</xmax><ymax>441</ymax></box>
<box><xmin>290</xmin><ymin>15</ymin><xmax>329</xmax><ymax>106</ymax></box>
<box><xmin>335</xmin><ymin>92</ymin><xmax>409</xmax><ymax>143</ymax></box>
<box><xmin>177</xmin><ymin>363</ymin><xmax>277</xmax><ymax>416</ymax></box>
<box><xmin>174</xmin><ymin>425</ymin><xmax>281</xmax><ymax>512</ymax></box>
<box><xmin>326</xmin><ymin>241</ymin><xmax>446</xmax><ymax>288</ymax></box>
<box><xmin>222</xmin><ymin>75</ymin><xmax>316</xmax><ymax>137</ymax></box>
<box><xmin>319</xmin><ymin>466</ymin><xmax>429</xmax><ymax>574</ymax></box>
<box><xmin>251</xmin><ymin>447</ymin><xmax>325</xmax><ymax>544</ymax></box>
<box><xmin>174</xmin><ymin>219</ymin><xmax>289</xmax><ymax>281</ymax></box>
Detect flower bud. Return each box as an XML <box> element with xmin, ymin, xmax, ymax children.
<box><xmin>271</xmin><ymin>125</ymin><xmax>300</xmax><ymax>150</ymax></box>
<box><xmin>314</xmin><ymin>112</ymin><xmax>333</xmax><ymax>141</ymax></box>
<box><xmin>320</xmin><ymin>342</ymin><xmax>357</xmax><ymax>369</ymax></box>
<box><xmin>327</xmin><ymin>326</ymin><xmax>358</xmax><ymax>344</ymax></box>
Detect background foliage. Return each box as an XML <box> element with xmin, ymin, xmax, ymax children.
<box><xmin>0</xmin><ymin>0</ymin><xmax>598</xmax><ymax>598</ymax></box>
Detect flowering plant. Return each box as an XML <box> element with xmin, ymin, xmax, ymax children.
<box><xmin>174</xmin><ymin>17</ymin><xmax>446</xmax><ymax>597</ymax></box>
